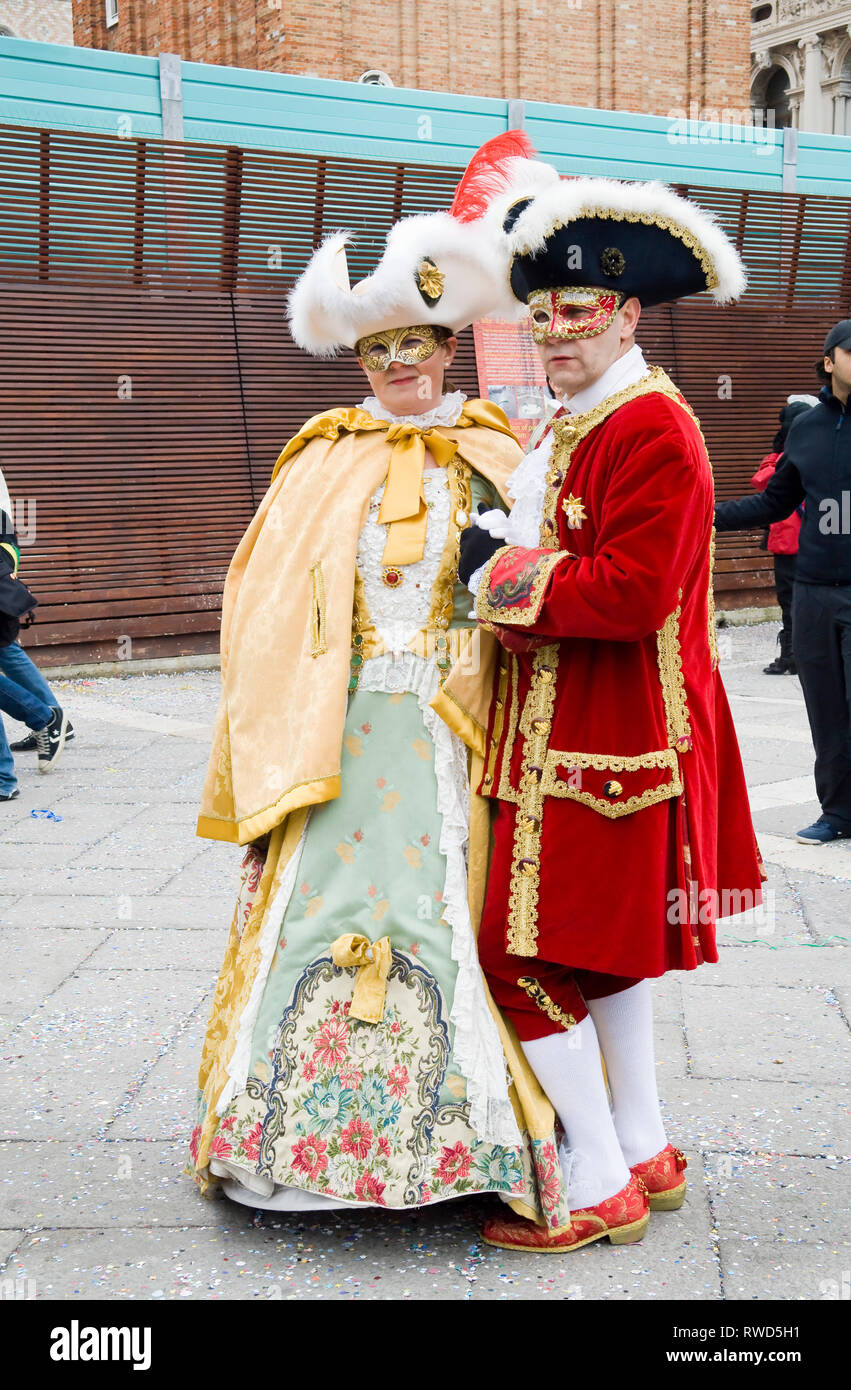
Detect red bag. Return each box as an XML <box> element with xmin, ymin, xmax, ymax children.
<box><xmin>749</xmin><ymin>453</ymin><xmax>801</xmax><ymax>555</ymax></box>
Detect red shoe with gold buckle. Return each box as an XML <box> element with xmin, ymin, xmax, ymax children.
<box><xmin>481</xmin><ymin>1174</ymin><xmax>650</xmax><ymax>1253</ymax></box>
<box><xmin>630</xmin><ymin>1144</ymin><xmax>688</xmax><ymax>1211</ymax></box>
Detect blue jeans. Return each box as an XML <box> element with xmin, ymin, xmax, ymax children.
<box><xmin>0</xmin><ymin>641</ymin><xmax>56</xmax><ymax>707</ymax></box>
<box><xmin>0</xmin><ymin>643</ymin><xmax>56</xmax><ymax>795</ymax></box>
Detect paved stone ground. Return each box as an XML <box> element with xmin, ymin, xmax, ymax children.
<box><xmin>0</xmin><ymin>622</ymin><xmax>848</xmax><ymax>1301</ymax></box>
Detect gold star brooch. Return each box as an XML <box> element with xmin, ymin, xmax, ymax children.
<box><xmin>562</xmin><ymin>493</ymin><xmax>587</xmax><ymax>528</ymax></box>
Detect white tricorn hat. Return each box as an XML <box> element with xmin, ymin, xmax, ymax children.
<box><xmin>287</xmin><ymin>133</ymin><xmax>558</xmax><ymax>355</ymax></box>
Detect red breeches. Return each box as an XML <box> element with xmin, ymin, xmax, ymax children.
<box><xmin>480</xmin><ymin>925</ymin><xmax>640</xmax><ymax>1040</ymax></box>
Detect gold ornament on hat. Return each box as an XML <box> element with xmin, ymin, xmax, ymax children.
<box><xmin>416</xmin><ymin>257</ymin><xmax>445</xmax><ymax>305</ymax></box>
<box><xmin>600</xmin><ymin>246</ymin><xmax>626</xmax><ymax>278</ymax></box>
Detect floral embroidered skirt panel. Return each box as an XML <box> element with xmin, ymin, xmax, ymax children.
<box><xmin>188</xmin><ymin>679</ymin><xmax>569</xmax><ymax>1226</ymax></box>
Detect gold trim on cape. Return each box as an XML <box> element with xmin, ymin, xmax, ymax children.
<box><xmin>497</xmin><ymin>654</ymin><xmax>521</xmax><ymax>804</ymax></box>
<box><xmin>310</xmin><ymin>561</ymin><xmax>328</xmax><ymax>657</ymax></box>
<box><xmin>707</xmin><ymin>526</ymin><xmax>720</xmax><ymax>669</ymax></box>
<box><xmin>482</xmin><ymin>655</ymin><xmax>510</xmax><ymax>792</ymax></box>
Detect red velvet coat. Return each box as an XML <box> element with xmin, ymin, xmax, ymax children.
<box><xmin>473</xmin><ymin>368</ymin><xmax>764</xmax><ymax>978</ymax></box>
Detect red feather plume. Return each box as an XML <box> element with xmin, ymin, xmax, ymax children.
<box><xmin>449</xmin><ymin>130</ymin><xmax>538</xmax><ymax>223</ymax></box>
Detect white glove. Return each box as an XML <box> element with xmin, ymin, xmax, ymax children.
<box><xmin>474</xmin><ymin>508</ymin><xmax>511</xmax><ymax>540</ymax></box>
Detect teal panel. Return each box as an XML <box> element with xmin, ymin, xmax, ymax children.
<box><xmin>0</xmin><ymin>35</ymin><xmax>156</xmax><ymax>76</ymax></box>
<box><xmin>181</xmin><ymin>61</ymin><xmax>506</xmax><ymax>165</ymax></box>
<box><xmin>796</xmin><ymin>131</ymin><xmax>851</xmax><ymax>196</ymax></box>
<box><xmin>526</xmin><ymin>102</ymin><xmax>784</xmax><ymax>189</ymax></box>
<box><xmin>0</xmin><ymin>36</ymin><xmax>162</xmax><ymax>138</ymax></box>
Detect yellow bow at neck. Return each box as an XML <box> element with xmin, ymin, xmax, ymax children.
<box><xmin>378</xmin><ymin>424</ymin><xmax>459</xmax><ymax>567</ymax></box>
<box><xmin>330</xmin><ymin>933</ymin><xmax>393</xmax><ymax>1024</ymax></box>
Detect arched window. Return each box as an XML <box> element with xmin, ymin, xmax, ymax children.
<box><xmin>765</xmin><ymin>67</ymin><xmax>792</xmax><ymax>128</ymax></box>
<box><xmin>840</xmin><ymin>51</ymin><xmax>851</xmax><ymax>135</ymax></box>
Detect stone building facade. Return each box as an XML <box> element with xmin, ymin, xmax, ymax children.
<box><xmin>751</xmin><ymin>0</ymin><xmax>851</xmax><ymax>131</ymax></box>
<box><xmin>71</xmin><ymin>0</ymin><xmax>752</xmax><ymax>120</ymax></box>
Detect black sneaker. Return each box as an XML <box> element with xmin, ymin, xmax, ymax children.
<box><xmin>35</xmin><ymin>707</ymin><xmax>69</xmax><ymax>773</ymax></box>
<box><xmin>0</xmin><ymin>788</ymin><xmax>20</xmax><ymax>802</ymax></box>
<box><xmin>11</xmin><ymin>716</ymin><xmax>74</xmax><ymax>753</ymax></box>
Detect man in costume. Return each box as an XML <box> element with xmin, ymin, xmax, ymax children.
<box><xmin>435</xmin><ymin>152</ymin><xmax>765</xmax><ymax>1251</ymax></box>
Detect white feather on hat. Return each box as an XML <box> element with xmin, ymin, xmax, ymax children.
<box><xmin>287</xmin><ymin>132</ymin><xmax>563</xmax><ymax>355</ymax></box>
<box><xmin>288</xmin><ymin>211</ymin><xmax>512</xmax><ymax>357</ymax></box>
<box><xmin>500</xmin><ymin>173</ymin><xmax>747</xmax><ymax>310</ymax></box>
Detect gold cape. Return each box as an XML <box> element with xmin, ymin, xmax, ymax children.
<box><xmin>197</xmin><ymin>400</ymin><xmax>521</xmax><ymax>846</ymax></box>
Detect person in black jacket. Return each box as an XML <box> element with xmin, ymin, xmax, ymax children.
<box><xmin>714</xmin><ymin>318</ymin><xmax>851</xmax><ymax>844</ymax></box>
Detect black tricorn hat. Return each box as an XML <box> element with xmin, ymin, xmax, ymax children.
<box><xmin>503</xmin><ymin>176</ymin><xmax>747</xmax><ymax>311</ymax></box>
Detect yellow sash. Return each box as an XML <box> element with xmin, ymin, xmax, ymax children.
<box><xmin>379</xmin><ymin>424</ymin><xmax>461</xmax><ymax>565</ymax></box>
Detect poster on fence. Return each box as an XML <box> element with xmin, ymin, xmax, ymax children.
<box><xmin>472</xmin><ymin>317</ymin><xmax>554</xmax><ymax>449</ymax></box>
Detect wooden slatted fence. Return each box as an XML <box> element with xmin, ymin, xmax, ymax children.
<box><xmin>0</xmin><ymin>124</ymin><xmax>849</xmax><ymax>664</ymax></box>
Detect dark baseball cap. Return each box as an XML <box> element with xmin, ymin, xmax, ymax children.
<box><xmin>824</xmin><ymin>319</ymin><xmax>851</xmax><ymax>353</ymax></box>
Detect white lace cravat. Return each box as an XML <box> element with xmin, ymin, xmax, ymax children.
<box><xmin>357</xmin><ymin>389</ymin><xmax>467</xmax><ymax>429</ymax></box>
<box><xmin>469</xmin><ymin>346</ymin><xmax>652</xmax><ymax>585</ymax></box>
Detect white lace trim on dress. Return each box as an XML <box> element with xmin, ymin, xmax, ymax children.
<box><xmin>356</xmin><ymin>389</ymin><xmax>467</xmax><ymax>429</ymax></box>
<box><xmin>215</xmin><ymin>824</ymin><xmax>308</xmax><ymax>1114</ymax></box>
<box><xmin>357</xmin><ymin>469</ymin><xmax>450</xmax><ymax>652</ymax></box>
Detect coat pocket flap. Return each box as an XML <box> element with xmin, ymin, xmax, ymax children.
<box><xmin>542</xmin><ymin>748</ymin><xmax>682</xmax><ymax>818</ymax></box>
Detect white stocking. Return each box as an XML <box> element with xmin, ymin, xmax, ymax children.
<box><xmin>585</xmin><ymin>980</ymin><xmax>667</xmax><ymax>1167</ymax></box>
<box><xmin>522</xmin><ymin>1017</ymin><xmax>630</xmax><ymax>1209</ymax></box>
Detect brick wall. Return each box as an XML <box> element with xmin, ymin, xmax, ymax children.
<box><xmin>0</xmin><ymin>0</ymin><xmax>72</xmax><ymax>44</ymax></box>
<box><xmin>71</xmin><ymin>0</ymin><xmax>751</xmax><ymax>118</ymax></box>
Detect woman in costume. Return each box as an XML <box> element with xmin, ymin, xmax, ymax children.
<box><xmin>186</xmin><ymin>142</ymin><xmax>576</xmax><ymax>1225</ymax></box>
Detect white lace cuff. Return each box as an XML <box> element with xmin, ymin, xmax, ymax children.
<box><xmin>467</xmin><ymin>562</ymin><xmax>486</xmax><ymax>599</ymax></box>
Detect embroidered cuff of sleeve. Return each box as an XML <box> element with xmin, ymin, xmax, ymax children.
<box><xmin>475</xmin><ymin>545</ymin><xmax>572</xmax><ymax>629</ymax></box>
